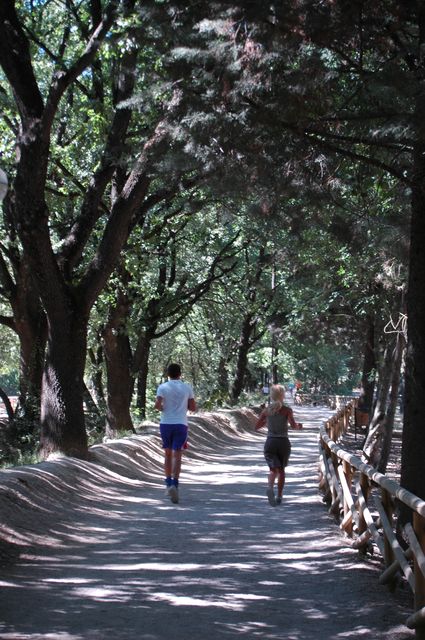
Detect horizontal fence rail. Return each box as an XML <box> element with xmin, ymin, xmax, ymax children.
<box><xmin>318</xmin><ymin>399</ymin><xmax>425</xmax><ymax>638</ymax></box>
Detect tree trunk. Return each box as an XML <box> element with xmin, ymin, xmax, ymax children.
<box><xmin>88</xmin><ymin>337</ymin><xmax>107</xmax><ymax>412</ymax></box>
<box><xmin>83</xmin><ymin>382</ymin><xmax>104</xmax><ymax>433</ymax></box>
<box><xmin>2</xmin><ymin>257</ymin><xmax>47</xmax><ymax>432</ymax></box>
<box><xmin>217</xmin><ymin>356</ymin><xmax>229</xmax><ymax>394</ymax></box>
<box><xmin>0</xmin><ymin>0</ymin><xmax>151</xmax><ymax>458</ymax></box>
<box><xmin>134</xmin><ymin>326</ymin><xmax>157</xmax><ymax>419</ymax></box>
<box><xmin>0</xmin><ymin>387</ymin><xmax>14</xmax><ymax>422</ymax></box>
<box><xmin>230</xmin><ymin>314</ymin><xmax>255</xmax><ymax>404</ymax></box>
<box><xmin>362</xmin><ymin>338</ymin><xmax>394</xmax><ymax>461</ymax></box>
<box><xmin>15</xmin><ymin>313</ymin><xmax>46</xmax><ymax>424</ymax></box>
<box><xmin>401</xmin><ymin>73</ymin><xmax>425</xmax><ymax>500</ymax></box>
<box><xmin>378</xmin><ymin>333</ymin><xmax>405</xmax><ymax>473</ymax></box>
<box><xmin>102</xmin><ymin>300</ymin><xmax>135</xmax><ymax>438</ymax></box>
<box><xmin>5</xmin><ymin>307</ymin><xmax>46</xmax><ymax>454</ymax></box>
<box><xmin>135</xmin><ymin>338</ymin><xmax>152</xmax><ymax>420</ymax></box>
<box><xmin>0</xmin><ymin>255</ymin><xmax>47</xmax><ymax>458</ymax></box>
<box><xmin>357</xmin><ymin>313</ymin><xmax>376</xmax><ymax>418</ymax></box>
<box><xmin>39</xmin><ymin>313</ymin><xmax>89</xmax><ymax>458</ymax></box>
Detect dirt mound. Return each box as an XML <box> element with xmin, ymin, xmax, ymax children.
<box><xmin>0</xmin><ymin>409</ymin><xmax>257</xmax><ymax>565</ymax></box>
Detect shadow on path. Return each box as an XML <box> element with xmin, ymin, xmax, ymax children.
<box><xmin>0</xmin><ymin>404</ymin><xmax>414</xmax><ymax>640</ymax></box>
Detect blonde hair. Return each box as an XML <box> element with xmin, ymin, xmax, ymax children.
<box><xmin>266</xmin><ymin>384</ymin><xmax>285</xmax><ymax>415</ymax></box>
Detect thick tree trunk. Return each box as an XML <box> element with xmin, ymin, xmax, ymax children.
<box><xmin>0</xmin><ymin>259</ymin><xmax>47</xmax><ymax>457</ymax></box>
<box><xmin>401</xmin><ymin>94</ymin><xmax>425</xmax><ymax>500</ymax></box>
<box><xmin>230</xmin><ymin>314</ymin><xmax>255</xmax><ymax>404</ymax></box>
<box><xmin>102</xmin><ymin>300</ymin><xmax>135</xmax><ymax>438</ymax></box>
<box><xmin>1</xmin><ymin>256</ymin><xmax>47</xmax><ymax>431</ymax></box>
<box><xmin>39</xmin><ymin>313</ymin><xmax>89</xmax><ymax>458</ymax></box>
<box><xmin>6</xmin><ymin>308</ymin><xmax>46</xmax><ymax>454</ymax></box>
<box><xmin>13</xmin><ymin>280</ymin><xmax>46</xmax><ymax>423</ymax></box>
<box><xmin>400</xmin><ymin>23</ymin><xmax>425</xmax><ymax>501</ymax></box>
<box><xmin>16</xmin><ymin>316</ymin><xmax>46</xmax><ymax>423</ymax></box>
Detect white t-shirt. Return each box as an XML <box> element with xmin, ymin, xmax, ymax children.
<box><xmin>156</xmin><ymin>379</ymin><xmax>194</xmax><ymax>425</ymax></box>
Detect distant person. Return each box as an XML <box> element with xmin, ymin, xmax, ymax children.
<box><xmin>255</xmin><ymin>384</ymin><xmax>302</xmax><ymax>506</ymax></box>
<box><xmin>287</xmin><ymin>382</ymin><xmax>295</xmax><ymax>398</ymax></box>
<box><xmin>155</xmin><ymin>363</ymin><xmax>196</xmax><ymax>504</ymax></box>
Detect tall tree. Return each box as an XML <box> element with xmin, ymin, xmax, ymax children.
<box><xmin>99</xmin><ymin>199</ymin><xmax>238</xmax><ymax>430</ymax></box>
<box><xmin>0</xmin><ymin>0</ymin><xmax>177</xmax><ymax>457</ymax></box>
<box><xmin>179</xmin><ymin>1</ymin><xmax>423</xmax><ymax>497</ymax></box>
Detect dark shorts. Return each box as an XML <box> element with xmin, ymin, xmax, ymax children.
<box><xmin>264</xmin><ymin>436</ymin><xmax>291</xmax><ymax>470</ymax></box>
<box><xmin>160</xmin><ymin>423</ymin><xmax>188</xmax><ymax>451</ymax></box>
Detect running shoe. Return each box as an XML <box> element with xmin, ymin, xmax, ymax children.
<box><xmin>169</xmin><ymin>485</ymin><xmax>179</xmax><ymax>504</ymax></box>
<box><xmin>266</xmin><ymin>487</ymin><xmax>276</xmax><ymax>507</ymax></box>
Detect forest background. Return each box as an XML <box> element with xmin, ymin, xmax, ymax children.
<box><xmin>0</xmin><ymin>1</ymin><xmax>423</xmax><ymax>505</ymax></box>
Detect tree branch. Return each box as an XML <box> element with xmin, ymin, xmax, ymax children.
<box><xmin>43</xmin><ymin>0</ymin><xmax>119</xmax><ymax>129</ymax></box>
<box><xmin>58</xmin><ymin>46</ymin><xmax>139</xmax><ymax>273</ymax></box>
<box><xmin>0</xmin><ymin>249</ymin><xmax>16</xmax><ymax>299</ymax></box>
<box><xmin>77</xmin><ymin>122</ymin><xmax>170</xmax><ymax>310</ymax></box>
<box><xmin>0</xmin><ymin>0</ymin><xmax>44</xmax><ymax>121</ymax></box>
<box><xmin>0</xmin><ymin>315</ymin><xmax>16</xmax><ymax>331</ymax></box>
<box><xmin>242</xmin><ymin>94</ymin><xmax>412</xmax><ymax>183</ymax></box>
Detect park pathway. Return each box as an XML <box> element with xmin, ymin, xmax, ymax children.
<box><xmin>0</xmin><ymin>402</ymin><xmax>414</xmax><ymax>640</ymax></box>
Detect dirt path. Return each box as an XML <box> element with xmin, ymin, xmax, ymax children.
<box><xmin>0</xmin><ymin>404</ymin><xmax>415</xmax><ymax>640</ymax></box>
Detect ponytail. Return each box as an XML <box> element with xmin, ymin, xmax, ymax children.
<box><xmin>265</xmin><ymin>384</ymin><xmax>285</xmax><ymax>415</ymax></box>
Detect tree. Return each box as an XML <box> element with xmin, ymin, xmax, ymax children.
<box><xmin>228</xmin><ymin>246</ymin><xmax>272</xmax><ymax>403</ymax></box>
<box><xmin>179</xmin><ymin>1</ymin><xmax>423</xmax><ymax>496</ymax></box>
<box><xmin>0</xmin><ymin>0</ymin><xmax>181</xmax><ymax>457</ymax></box>
<box><xmin>0</xmin><ymin>0</ymin><xmax>421</xmax><ymax>489</ymax></box>
<box><xmin>88</xmin><ymin>194</ymin><xmax>239</xmax><ymax>433</ymax></box>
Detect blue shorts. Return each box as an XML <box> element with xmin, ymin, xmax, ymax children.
<box><xmin>160</xmin><ymin>423</ymin><xmax>188</xmax><ymax>451</ymax></box>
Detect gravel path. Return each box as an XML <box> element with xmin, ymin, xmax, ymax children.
<box><xmin>0</xmin><ymin>404</ymin><xmax>415</xmax><ymax>640</ymax></box>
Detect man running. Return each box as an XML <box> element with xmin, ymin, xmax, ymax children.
<box><xmin>155</xmin><ymin>363</ymin><xmax>196</xmax><ymax>503</ymax></box>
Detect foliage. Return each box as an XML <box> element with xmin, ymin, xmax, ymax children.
<box><xmin>0</xmin><ymin>1</ymin><xmax>418</xmax><ymax>482</ymax></box>
<box><xmin>0</xmin><ymin>370</ymin><xmax>19</xmax><ymax>396</ymax></box>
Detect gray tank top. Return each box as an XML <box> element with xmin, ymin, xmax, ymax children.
<box><xmin>266</xmin><ymin>411</ymin><xmax>289</xmax><ymax>438</ymax></box>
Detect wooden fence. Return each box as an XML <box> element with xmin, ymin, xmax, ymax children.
<box><xmin>318</xmin><ymin>399</ymin><xmax>425</xmax><ymax>638</ymax></box>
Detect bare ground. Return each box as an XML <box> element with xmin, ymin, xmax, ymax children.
<box><xmin>0</xmin><ymin>404</ymin><xmax>415</xmax><ymax>640</ymax></box>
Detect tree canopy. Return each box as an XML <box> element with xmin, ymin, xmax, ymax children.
<box><xmin>0</xmin><ymin>0</ymin><xmax>423</xmax><ymax>501</ymax></box>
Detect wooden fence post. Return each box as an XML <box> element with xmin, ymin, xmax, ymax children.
<box><xmin>338</xmin><ymin>460</ymin><xmax>354</xmax><ymax>536</ymax></box>
<box><xmin>343</xmin><ymin>460</ymin><xmax>353</xmax><ymax>534</ymax></box>
<box><xmin>381</xmin><ymin>488</ymin><xmax>395</xmax><ymax>570</ymax></box>
<box><xmin>357</xmin><ymin>473</ymin><xmax>369</xmax><ymax>538</ymax></box>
